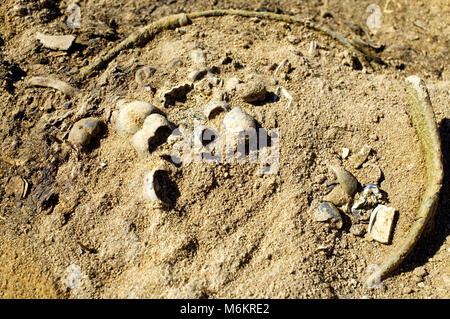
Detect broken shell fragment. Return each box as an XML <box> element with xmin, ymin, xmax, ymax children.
<box><xmin>131</xmin><ymin>114</ymin><xmax>171</xmax><ymax>157</ymax></box>
<box><xmin>222</xmin><ymin>107</ymin><xmax>256</xmax><ymax>135</ymax></box>
<box><xmin>192</xmin><ymin>125</ymin><xmax>207</xmax><ymax>146</ymax></box>
<box><xmin>68</xmin><ymin>117</ymin><xmax>102</xmax><ymax>147</ymax></box>
<box><xmin>143</xmin><ymin>168</ymin><xmax>169</xmax><ymax>203</ymax></box>
<box><xmin>329</xmin><ymin>165</ymin><xmax>358</xmax><ymax>196</ymax></box>
<box><xmin>368</xmin><ymin>205</ymin><xmax>396</xmax><ymax>244</ymax></box>
<box><xmin>5</xmin><ymin>176</ymin><xmax>29</xmax><ymax>200</ymax></box>
<box><xmin>115</xmin><ymin>101</ymin><xmax>157</xmax><ymax>138</ymax></box>
<box><xmin>36</xmin><ymin>32</ymin><xmax>75</xmax><ymax>51</ymax></box>
<box><xmin>160</xmin><ymin>83</ymin><xmax>193</xmax><ymax>107</ymax></box>
<box><xmin>279</xmin><ymin>87</ymin><xmax>292</xmax><ymax>101</ymax></box>
<box><xmin>274</xmin><ymin>59</ymin><xmax>292</xmax><ymax>79</ymax></box>
<box><xmin>313</xmin><ymin>202</ymin><xmax>343</xmax><ymax>229</ymax></box>
<box><xmin>203</xmin><ymin>101</ymin><xmax>230</xmax><ymax>120</ymax></box>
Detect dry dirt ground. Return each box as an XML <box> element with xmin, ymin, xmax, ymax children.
<box><xmin>0</xmin><ymin>0</ymin><xmax>448</xmax><ymax>299</ymax></box>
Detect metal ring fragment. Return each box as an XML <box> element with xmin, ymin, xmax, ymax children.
<box><xmin>364</xmin><ymin>75</ymin><xmax>444</xmax><ymax>287</ymax></box>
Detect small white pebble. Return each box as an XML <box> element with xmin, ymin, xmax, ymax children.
<box><xmin>342</xmin><ymin>148</ymin><xmax>350</xmax><ymax>159</ymax></box>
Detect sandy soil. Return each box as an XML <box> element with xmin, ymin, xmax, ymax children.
<box><xmin>0</xmin><ymin>0</ymin><xmax>448</xmax><ymax>298</ymax></box>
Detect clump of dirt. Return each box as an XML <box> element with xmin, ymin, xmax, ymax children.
<box><xmin>0</xmin><ymin>0</ymin><xmax>449</xmax><ymax>299</ymax></box>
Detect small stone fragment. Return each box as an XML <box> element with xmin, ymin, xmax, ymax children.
<box><xmin>68</xmin><ymin>117</ymin><xmax>102</xmax><ymax>147</ymax></box>
<box><xmin>329</xmin><ymin>165</ymin><xmax>359</xmax><ymax>196</ymax></box>
<box><xmin>403</xmin><ymin>287</ymin><xmax>413</xmax><ymax>294</ymax></box>
<box><xmin>135</xmin><ymin>66</ymin><xmax>156</xmax><ymax>87</ymax></box>
<box><xmin>168</xmin><ymin>58</ymin><xmax>183</xmax><ymax>69</ymax></box>
<box><xmin>316</xmin><ymin>244</ymin><xmax>332</xmax><ymax>252</ymax></box>
<box><xmin>66</xmin><ymin>3</ymin><xmax>81</xmax><ymax>29</ymax></box>
<box><xmin>237</xmin><ymin>80</ymin><xmax>267</xmax><ymax>103</ymax></box>
<box><xmin>314</xmin><ymin>174</ymin><xmax>326</xmax><ymax>184</ymax></box>
<box><xmin>413</xmin><ymin>267</ymin><xmax>428</xmax><ymax>279</ymax></box>
<box><xmin>160</xmin><ymin>83</ymin><xmax>193</xmax><ymax>107</ymax></box>
<box><xmin>191</xmin><ymin>49</ymin><xmax>207</xmax><ymax>65</ymax></box>
<box><xmin>188</xmin><ymin>69</ymin><xmax>208</xmax><ymax>82</ymax></box>
<box><xmin>313</xmin><ymin>202</ymin><xmax>343</xmax><ymax>229</ymax></box>
<box><xmin>202</xmin><ymin>101</ymin><xmax>230</xmax><ymax>120</ymax></box>
<box><xmin>131</xmin><ymin>114</ymin><xmax>171</xmax><ymax>157</ymax></box>
<box><xmin>287</xmin><ymin>35</ymin><xmax>300</xmax><ymax>44</ymax></box>
<box><xmin>349</xmin><ymin>144</ymin><xmax>372</xmax><ymax>168</ymax></box>
<box><xmin>342</xmin><ymin>147</ymin><xmax>350</xmax><ymax>159</ymax></box>
<box><xmin>358</xmin><ymin>164</ymin><xmax>382</xmax><ymax>185</ymax></box>
<box><xmin>368</xmin><ymin>205</ymin><xmax>396</xmax><ymax>244</ymax></box>
<box><xmin>442</xmin><ymin>273</ymin><xmax>450</xmax><ymax>288</ymax></box>
<box><xmin>36</xmin><ymin>32</ymin><xmax>75</xmax><ymax>51</ymax></box>
<box><xmin>222</xmin><ymin>107</ymin><xmax>256</xmax><ymax>135</ymax></box>
<box><xmin>115</xmin><ymin>101</ymin><xmax>157</xmax><ymax>138</ymax></box>
<box><xmin>224</xmin><ymin>77</ymin><xmax>241</xmax><ymax>92</ymax></box>
<box><xmin>323</xmin><ymin>184</ymin><xmax>352</xmax><ymax>206</ymax></box>
<box><xmin>350</xmin><ymin>224</ymin><xmax>367</xmax><ymax>237</ymax></box>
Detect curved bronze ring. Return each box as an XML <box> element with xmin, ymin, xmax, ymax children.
<box><xmin>364</xmin><ymin>76</ymin><xmax>444</xmax><ymax>287</ymax></box>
